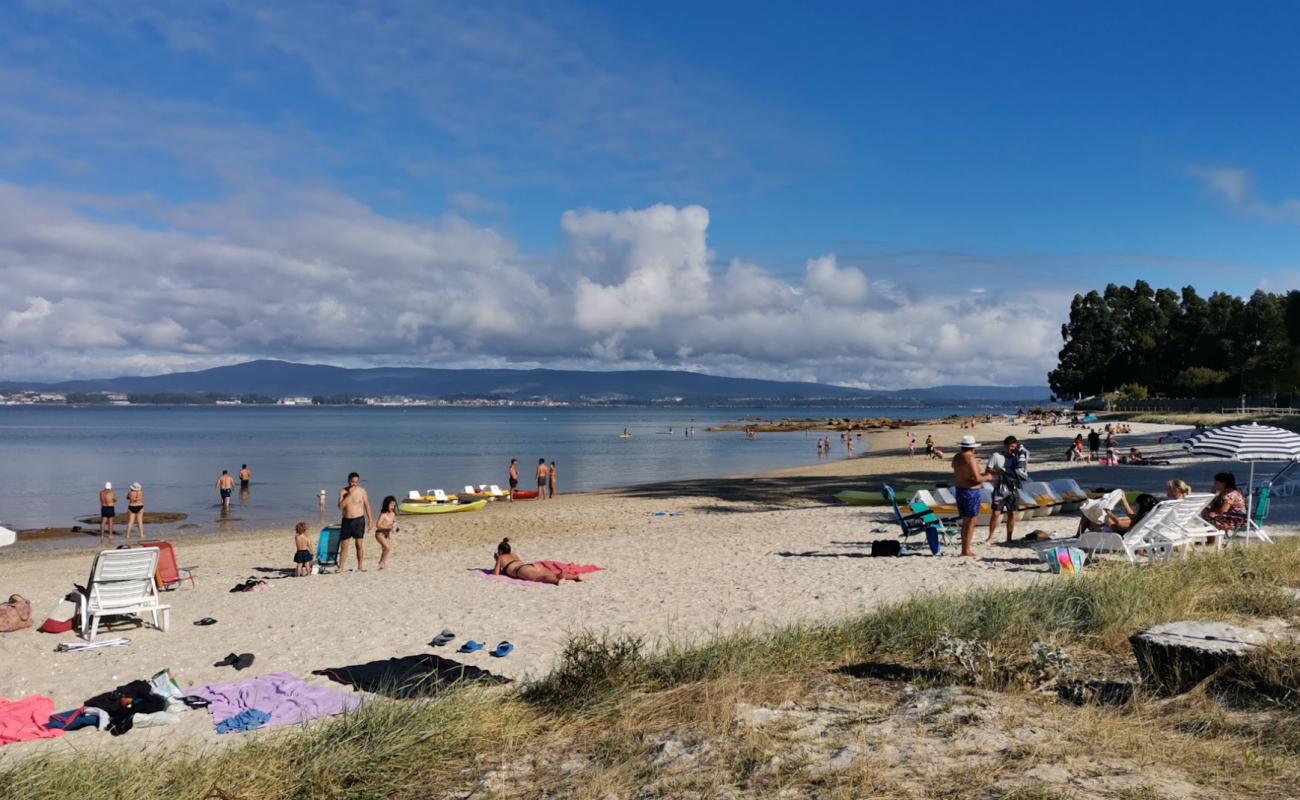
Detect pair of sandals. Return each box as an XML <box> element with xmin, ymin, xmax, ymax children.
<box><xmin>229</xmin><ymin>577</ymin><xmax>270</xmax><ymax>593</ymax></box>
<box><xmin>429</xmin><ymin>629</ymin><xmax>512</xmax><ymax>658</ymax></box>
<box><xmin>214</xmin><ymin>652</ymin><xmax>255</xmax><ymax>670</ymax></box>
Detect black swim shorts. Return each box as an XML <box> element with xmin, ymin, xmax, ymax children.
<box><xmin>101</xmin><ymin>506</ymin><xmax>116</xmax><ymax>519</ymax></box>
<box><xmin>220</xmin><ymin>488</ymin><xmax>232</xmax><ymax>498</ymax></box>
<box><xmin>339</xmin><ymin>516</ymin><xmax>365</xmax><ymax>540</ymax></box>
<box><xmin>509</xmin><ymin>477</ymin><xmax>518</xmax><ymax>489</ymax></box>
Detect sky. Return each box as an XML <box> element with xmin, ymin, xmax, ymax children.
<box><xmin>1</xmin><ymin>1</ymin><xmax>1298</xmax><ymax>387</ymax></box>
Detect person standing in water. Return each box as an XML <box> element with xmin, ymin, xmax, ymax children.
<box><xmin>337</xmin><ymin>472</ymin><xmax>372</xmax><ymax>572</ymax></box>
<box><xmin>548</xmin><ymin>461</ymin><xmax>558</xmax><ymax>498</ymax></box>
<box><xmin>239</xmin><ymin>464</ymin><xmax>252</xmax><ymax>490</ymax></box>
<box><xmin>536</xmin><ymin>458</ymin><xmax>550</xmax><ymax>499</ymax></box>
<box><xmin>216</xmin><ymin>470</ymin><xmax>235</xmax><ymax>508</ymax></box>
<box><xmin>125</xmin><ymin>482</ymin><xmax>145</xmax><ymax>542</ymax></box>
<box><xmin>99</xmin><ymin>482</ymin><xmax>117</xmax><ymax>544</ymax></box>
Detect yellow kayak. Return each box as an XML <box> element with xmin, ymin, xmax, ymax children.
<box><xmin>398</xmin><ymin>499</ymin><xmax>487</xmax><ymax>515</ymax></box>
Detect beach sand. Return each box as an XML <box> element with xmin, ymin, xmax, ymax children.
<box><xmin>1</xmin><ymin>416</ymin><xmax>1292</xmax><ymax>759</ymax></box>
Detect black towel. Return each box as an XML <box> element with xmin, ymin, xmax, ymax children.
<box><xmin>313</xmin><ymin>654</ymin><xmax>509</xmax><ymax>699</ymax></box>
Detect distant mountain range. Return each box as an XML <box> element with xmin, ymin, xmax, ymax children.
<box><xmin>0</xmin><ymin>360</ymin><xmax>1053</xmax><ymax>404</ymax></box>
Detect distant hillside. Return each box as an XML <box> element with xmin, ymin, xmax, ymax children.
<box><xmin>5</xmin><ymin>360</ymin><xmax>1052</xmax><ymax>404</ymax></box>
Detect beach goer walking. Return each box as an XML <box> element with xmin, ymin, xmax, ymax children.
<box><xmin>986</xmin><ymin>436</ymin><xmax>1028</xmax><ymax>544</ymax></box>
<box><xmin>1087</xmin><ymin>428</ymin><xmax>1100</xmax><ymax>460</ymax></box>
<box><xmin>951</xmin><ymin>435</ymin><xmax>992</xmax><ymax>557</ymax></box>
<box><xmin>925</xmin><ymin>435</ymin><xmax>936</xmax><ymax>458</ymax></box>
<box><xmin>375</xmin><ymin>495</ymin><xmax>397</xmax><ymax>570</ymax></box>
<box><xmin>293</xmin><ymin>522</ymin><xmax>313</xmax><ymax>577</ymax></box>
<box><xmin>548</xmin><ymin>461</ymin><xmax>558</xmax><ymax>498</ymax></box>
<box><xmin>337</xmin><ymin>472</ymin><xmax>372</xmax><ymax>572</ymax></box>
<box><xmin>239</xmin><ymin>464</ymin><xmax>252</xmax><ymax>489</ymax></box>
<box><xmin>98</xmin><ymin>482</ymin><xmax>116</xmax><ymax>543</ymax></box>
<box><xmin>508</xmin><ymin>458</ymin><xmax>519</xmax><ymax>499</ymax></box>
<box><xmin>536</xmin><ymin>459</ymin><xmax>550</xmax><ymax>499</ymax></box>
<box><xmin>908</xmin><ymin>432</ymin><xmax>916</xmax><ymax>457</ymax></box>
<box><xmin>216</xmin><ymin>470</ymin><xmax>235</xmax><ymax>508</ymax></box>
<box><xmin>125</xmin><ymin>482</ymin><xmax>145</xmax><ymax>542</ymax></box>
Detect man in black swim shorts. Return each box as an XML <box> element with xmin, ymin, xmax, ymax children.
<box><xmin>336</xmin><ymin>472</ymin><xmax>372</xmax><ymax>572</ymax></box>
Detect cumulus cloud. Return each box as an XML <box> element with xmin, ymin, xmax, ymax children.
<box><xmin>0</xmin><ymin>184</ymin><xmax>1061</xmax><ymax>386</ymax></box>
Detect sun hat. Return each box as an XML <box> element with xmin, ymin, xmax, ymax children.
<box><xmin>104</xmin><ymin>482</ymin><xmax>112</xmax><ymax>490</ymax></box>
<box><xmin>959</xmin><ymin>435</ymin><xmax>979</xmax><ymax>449</ymax></box>
<box><xmin>130</xmin><ymin>482</ymin><xmax>142</xmax><ymax>491</ymax></box>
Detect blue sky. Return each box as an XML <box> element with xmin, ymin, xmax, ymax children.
<box><xmin>0</xmin><ymin>1</ymin><xmax>1296</xmax><ymax>385</ymax></box>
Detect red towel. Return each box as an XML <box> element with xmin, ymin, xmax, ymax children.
<box><xmin>533</xmin><ymin>561</ymin><xmax>602</xmax><ymax>576</ymax></box>
<box><xmin>0</xmin><ymin>696</ymin><xmax>63</xmax><ymax>746</ymax></box>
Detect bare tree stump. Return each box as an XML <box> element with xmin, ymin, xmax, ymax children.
<box><xmin>1130</xmin><ymin>621</ymin><xmax>1268</xmax><ymax>695</ymax></box>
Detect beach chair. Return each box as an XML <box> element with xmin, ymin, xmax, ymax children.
<box><xmin>433</xmin><ymin>489</ymin><xmax>450</xmax><ymax>503</ymax></box>
<box><xmin>138</xmin><ymin>540</ymin><xmax>197</xmax><ymax>590</ymax></box>
<box><xmin>77</xmin><ymin>547</ymin><xmax>171</xmax><ymax>641</ymax></box>
<box><xmin>317</xmin><ymin>526</ymin><xmax>341</xmax><ymax>567</ymax></box>
<box><xmin>408</xmin><ymin>490</ymin><xmax>422</xmax><ymax>501</ymax></box>
<box><xmin>1031</xmin><ymin>500</ymin><xmax>1186</xmax><ymax>565</ymax></box>
<box><xmin>1230</xmin><ymin>487</ymin><xmax>1274</xmax><ymax>545</ymax></box>
<box><xmin>882</xmin><ymin>485</ymin><xmax>948</xmax><ymax>550</ymax></box>
<box><xmin>1162</xmin><ymin>494</ymin><xmax>1220</xmax><ymax>549</ymax></box>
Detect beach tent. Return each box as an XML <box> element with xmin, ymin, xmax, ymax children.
<box><xmin>1184</xmin><ymin>422</ymin><xmax>1299</xmax><ymax>543</ymax></box>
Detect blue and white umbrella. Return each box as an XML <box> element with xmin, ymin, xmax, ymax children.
<box><xmin>1185</xmin><ymin>422</ymin><xmax>1300</xmax><ymax>525</ymax></box>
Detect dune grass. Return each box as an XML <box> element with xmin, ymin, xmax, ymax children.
<box><xmin>5</xmin><ymin>541</ymin><xmax>1300</xmax><ymax>799</ymax></box>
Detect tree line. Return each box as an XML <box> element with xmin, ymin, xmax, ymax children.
<box><xmin>1048</xmin><ymin>281</ymin><xmax>1300</xmax><ymax>402</ymax></box>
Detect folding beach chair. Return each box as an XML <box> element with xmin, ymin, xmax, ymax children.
<box><xmin>138</xmin><ymin>540</ymin><xmax>197</xmax><ymax>590</ymax></box>
<box><xmin>317</xmin><ymin>526</ymin><xmax>341</xmax><ymax>567</ymax></box>
<box><xmin>883</xmin><ymin>485</ymin><xmax>950</xmax><ymax>551</ymax></box>
<box><xmin>78</xmin><ymin>547</ymin><xmax>171</xmax><ymax>641</ymax></box>
<box><xmin>1231</xmin><ymin>486</ymin><xmax>1274</xmax><ymax>545</ymax></box>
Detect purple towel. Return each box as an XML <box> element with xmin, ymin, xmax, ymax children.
<box><xmin>188</xmin><ymin>672</ymin><xmax>361</xmax><ymax>727</ymax></box>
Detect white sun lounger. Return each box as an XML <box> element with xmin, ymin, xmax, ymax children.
<box><xmin>1032</xmin><ymin>499</ymin><xmax>1190</xmax><ymax>564</ymax></box>
<box><xmin>78</xmin><ymin>547</ymin><xmax>171</xmax><ymax>641</ymax></box>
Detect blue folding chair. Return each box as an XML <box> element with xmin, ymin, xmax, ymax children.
<box><xmin>882</xmin><ymin>485</ymin><xmax>952</xmax><ymax>552</ymax></box>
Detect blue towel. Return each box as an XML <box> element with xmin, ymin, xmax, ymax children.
<box><xmin>215</xmin><ymin>708</ymin><xmax>271</xmax><ymax>734</ymax></box>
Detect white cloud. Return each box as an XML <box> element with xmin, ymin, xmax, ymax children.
<box><xmin>1188</xmin><ymin>164</ymin><xmax>1300</xmax><ymax>223</ymax></box>
<box><xmin>0</xmin><ymin>184</ymin><xmax>1061</xmax><ymax>386</ymax></box>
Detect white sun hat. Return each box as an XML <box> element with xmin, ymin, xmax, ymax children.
<box><xmin>959</xmin><ymin>435</ymin><xmax>979</xmax><ymax>448</ymax></box>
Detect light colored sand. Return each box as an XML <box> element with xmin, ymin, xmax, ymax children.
<box><xmin>1</xmin><ymin>415</ymin><xmax>1293</xmax><ymax>760</ymax></box>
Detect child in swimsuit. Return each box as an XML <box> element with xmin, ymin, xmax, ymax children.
<box><xmin>293</xmin><ymin>522</ymin><xmax>313</xmax><ymax>577</ymax></box>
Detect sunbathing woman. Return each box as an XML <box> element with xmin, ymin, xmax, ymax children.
<box><xmin>1077</xmin><ymin>493</ymin><xmax>1158</xmax><ymax>535</ymax></box>
<box><xmin>492</xmin><ymin>538</ymin><xmax>584</xmax><ymax>585</ymax></box>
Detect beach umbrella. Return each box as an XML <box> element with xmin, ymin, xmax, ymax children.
<box><xmin>1184</xmin><ymin>422</ymin><xmax>1300</xmax><ymax>521</ymax></box>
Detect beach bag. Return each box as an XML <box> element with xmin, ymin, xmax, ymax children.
<box><xmin>1046</xmin><ymin>547</ymin><xmax>1086</xmax><ymax>576</ymax></box>
<box><xmin>871</xmin><ymin>540</ymin><xmax>901</xmax><ymax>557</ymax></box>
<box><xmin>39</xmin><ymin>595</ymin><xmax>79</xmax><ymax>634</ymax></box>
<box><xmin>0</xmin><ymin>595</ymin><xmax>33</xmax><ymax>632</ymax></box>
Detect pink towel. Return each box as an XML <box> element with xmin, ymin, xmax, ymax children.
<box><xmin>533</xmin><ymin>561</ymin><xmax>602</xmax><ymax>576</ymax></box>
<box><xmin>0</xmin><ymin>696</ymin><xmax>63</xmax><ymax>746</ymax></box>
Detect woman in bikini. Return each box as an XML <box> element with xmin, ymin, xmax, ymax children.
<box><xmin>492</xmin><ymin>538</ymin><xmax>583</xmax><ymax>585</ymax></box>
<box><xmin>375</xmin><ymin>495</ymin><xmax>398</xmax><ymax>570</ymax></box>
<box><xmin>125</xmin><ymin>482</ymin><xmax>145</xmax><ymax>541</ymax></box>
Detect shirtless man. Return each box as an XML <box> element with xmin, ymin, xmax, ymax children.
<box><xmin>98</xmin><ymin>482</ymin><xmax>117</xmax><ymax>543</ymax></box>
<box><xmin>216</xmin><ymin>470</ymin><xmax>236</xmax><ymax>508</ymax></box>
<box><xmin>536</xmin><ymin>459</ymin><xmax>549</xmax><ymax>499</ymax></box>
<box><xmin>951</xmin><ymin>435</ymin><xmax>993</xmax><ymax>557</ymax></box>
<box><xmin>508</xmin><ymin>458</ymin><xmax>519</xmax><ymax>499</ymax></box>
<box><xmin>548</xmin><ymin>461</ymin><xmax>558</xmax><ymax>498</ymax></box>
<box><xmin>337</xmin><ymin>472</ymin><xmax>373</xmax><ymax>572</ymax></box>
<box><xmin>239</xmin><ymin>464</ymin><xmax>252</xmax><ymax>489</ymax></box>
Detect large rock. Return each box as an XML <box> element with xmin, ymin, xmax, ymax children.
<box><xmin>1130</xmin><ymin>621</ymin><xmax>1269</xmax><ymax>695</ymax></box>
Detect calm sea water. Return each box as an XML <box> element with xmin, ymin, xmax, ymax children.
<box><xmin>0</xmin><ymin>405</ymin><xmax>986</xmax><ymax>541</ymax></box>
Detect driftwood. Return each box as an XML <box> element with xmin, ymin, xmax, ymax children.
<box><xmin>1130</xmin><ymin>621</ymin><xmax>1269</xmax><ymax>695</ymax></box>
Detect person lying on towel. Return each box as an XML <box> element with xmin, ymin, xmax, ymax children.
<box><xmin>491</xmin><ymin>538</ymin><xmax>585</xmax><ymax>585</ymax></box>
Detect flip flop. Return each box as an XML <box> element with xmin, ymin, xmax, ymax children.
<box><xmin>214</xmin><ymin>652</ymin><xmax>239</xmax><ymax>667</ymax></box>
<box><xmin>234</xmin><ymin>653</ymin><xmax>255</xmax><ymax>670</ymax></box>
<box><xmin>194</xmin><ymin>617</ymin><xmax>218</xmax><ymax>626</ymax></box>
<box><xmin>429</xmin><ymin>629</ymin><xmax>455</xmax><ymax>647</ymax></box>
<box><xmin>490</xmin><ymin>641</ymin><xmax>513</xmax><ymax>658</ymax></box>
<box><xmin>457</xmin><ymin>640</ymin><xmax>484</xmax><ymax>654</ymax></box>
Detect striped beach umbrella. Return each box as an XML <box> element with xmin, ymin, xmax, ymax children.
<box><xmin>1185</xmin><ymin>422</ymin><xmax>1300</xmax><ymax>525</ymax></box>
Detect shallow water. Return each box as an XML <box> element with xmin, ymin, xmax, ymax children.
<box><xmin>0</xmin><ymin>404</ymin><xmax>980</xmax><ymax>542</ymax></box>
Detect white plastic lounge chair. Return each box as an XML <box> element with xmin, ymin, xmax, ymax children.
<box><xmin>1032</xmin><ymin>500</ymin><xmax>1187</xmax><ymax>564</ymax></box>
<box><xmin>78</xmin><ymin>547</ymin><xmax>171</xmax><ymax>641</ymax></box>
<box><xmin>1167</xmin><ymin>493</ymin><xmax>1225</xmax><ymax>547</ymax></box>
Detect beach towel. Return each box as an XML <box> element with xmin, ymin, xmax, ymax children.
<box><xmin>315</xmin><ymin>654</ymin><xmax>509</xmax><ymax>699</ymax></box>
<box><xmin>188</xmin><ymin>673</ymin><xmax>360</xmax><ymax>729</ymax></box>
<box><xmin>0</xmin><ymin>696</ymin><xmax>64</xmax><ymax>745</ymax></box>
<box><xmin>215</xmin><ymin>708</ymin><xmax>271</xmax><ymax>735</ymax></box>
<box><xmin>532</xmin><ymin>561</ymin><xmax>602</xmax><ymax>576</ymax></box>
<box><xmin>47</xmin><ymin>707</ymin><xmax>108</xmax><ymax>732</ymax></box>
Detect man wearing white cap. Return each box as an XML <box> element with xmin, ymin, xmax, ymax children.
<box><xmin>951</xmin><ymin>435</ymin><xmax>992</xmax><ymax>557</ymax></box>
<box><xmin>98</xmin><ymin>482</ymin><xmax>117</xmax><ymax>544</ymax></box>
